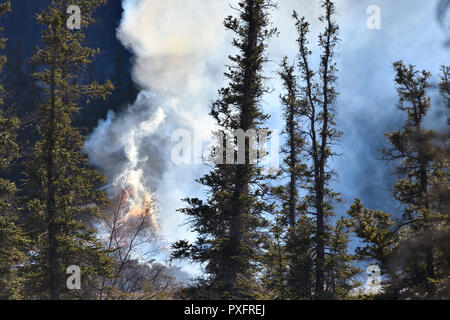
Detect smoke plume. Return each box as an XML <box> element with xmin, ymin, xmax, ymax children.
<box><xmin>86</xmin><ymin>1</ymin><xmax>231</xmax><ymax>269</ymax></box>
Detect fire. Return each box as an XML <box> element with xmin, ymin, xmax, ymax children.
<box><xmin>125</xmin><ymin>197</ymin><xmax>158</xmax><ymax>231</ymax></box>
<box><xmin>105</xmin><ymin>181</ymin><xmax>159</xmax><ymax>234</ymax></box>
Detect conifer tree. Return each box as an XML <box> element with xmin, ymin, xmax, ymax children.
<box><xmin>346</xmin><ymin>199</ymin><xmax>399</xmax><ymax>275</ymax></box>
<box><xmin>172</xmin><ymin>0</ymin><xmax>277</xmax><ymax>299</ymax></box>
<box><xmin>261</xmin><ymin>213</ymin><xmax>288</xmax><ymax>299</ymax></box>
<box><xmin>276</xmin><ymin>58</ymin><xmax>304</xmax><ymax>230</ymax></box>
<box><xmin>269</xmin><ymin>57</ymin><xmax>314</xmax><ymax>299</ymax></box>
<box><xmin>268</xmin><ymin>1</ymin><xmax>355</xmax><ymax>300</ymax></box>
<box><xmin>0</xmin><ymin>1</ymin><xmax>28</xmax><ymax>300</ymax></box>
<box><xmin>324</xmin><ymin>217</ymin><xmax>360</xmax><ymax>299</ymax></box>
<box><xmin>348</xmin><ymin>64</ymin><xmax>449</xmax><ymax>299</ymax></box>
<box><xmin>381</xmin><ymin>61</ymin><xmax>449</xmax><ymax>298</ymax></box>
<box><xmin>22</xmin><ymin>0</ymin><xmax>113</xmax><ymax>300</ymax></box>
<box><xmin>292</xmin><ymin>0</ymin><xmax>342</xmax><ymax>298</ymax></box>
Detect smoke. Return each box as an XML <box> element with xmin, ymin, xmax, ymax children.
<box><xmin>118</xmin><ymin>0</ymin><xmax>226</xmax><ymax>93</ymax></box>
<box><xmin>437</xmin><ymin>0</ymin><xmax>450</xmax><ymax>46</ymax></box>
<box><xmin>333</xmin><ymin>0</ymin><xmax>448</xmax><ymax>214</ymax></box>
<box><xmin>85</xmin><ymin>0</ymin><xmax>232</xmax><ymax>273</ymax></box>
<box><xmin>85</xmin><ymin>93</ymin><xmax>165</xmax><ymax>225</ymax></box>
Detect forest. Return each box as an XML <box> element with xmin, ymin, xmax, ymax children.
<box><xmin>0</xmin><ymin>0</ymin><xmax>448</xmax><ymax>301</ymax></box>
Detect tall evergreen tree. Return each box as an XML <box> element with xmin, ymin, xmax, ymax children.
<box><xmin>22</xmin><ymin>0</ymin><xmax>113</xmax><ymax>300</ymax></box>
<box><xmin>173</xmin><ymin>0</ymin><xmax>277</xmax><ymax>299</ymax></box>
<box><xmin>293</xmin><ymin>1</ymin><xmax>343</xmax><ymax>298</ymax></box>
<box><xmin>0</xmin><ymin>1</ymin><xmax>28</xmax><ymax>300</ymax></box>
<box><xmin>265</xmin><ymin>1</ymin><xmax>356</xmax><ymax>300</ymax></box>
<box><xmin>276</xmin><ymin>58</ymin><xmax>305</xmax><ymax>230</ymax></box>
<box><xmin>381</xmin><ymin>61</ymin><xmax>449</xmax><ymax>298</ymax></box>
<box><xmin>346</xmin><ymin>199</ymin><xmax>399</xmax><ymax>276</ymax></box>
<box><xmin>348</xmin><ymin>63</ymin><xmax>450</xmax><ymax>299</ymax></box>
<box><xmin>268</xmin><ymin>57</ymin><xmax>314</xmax><ymax>299</ymax></box>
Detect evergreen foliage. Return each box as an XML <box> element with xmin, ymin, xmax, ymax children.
<box><xmin>22</xmin><ymin>0</ymin><xmax>113</xmax><ymax>300</ymax></box>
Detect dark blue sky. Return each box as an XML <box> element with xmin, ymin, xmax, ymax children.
<box><xmin>3</xmin><ymin>0</ymin><xmax>133</xmax><ymax>79</ymax></box>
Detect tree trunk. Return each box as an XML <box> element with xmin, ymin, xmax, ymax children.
<box><xmin>226</xmin><ymin>0</ymin><xmax>258</xmax><ymax>297</ymax></box>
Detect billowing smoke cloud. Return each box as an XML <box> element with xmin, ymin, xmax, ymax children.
<box><xmin>113</xmin><ymin>0</ymin><xmax>232</xmax><ymax>248</ymax></box>
<box><xmin>117</xmin><ymin>0</ymin><xmax>231</xmax><ymax>135</ymax></box>
<box><xmin>85</xmin><ymin>1</ymin><xmax>232</xmax><ymax>276</ymax></box>
<box><xmin>85</xmin><ymin>93</ymin><xmax>166</xmax><ymax>226</ymax></box>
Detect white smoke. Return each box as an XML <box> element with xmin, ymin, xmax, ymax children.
<box><xmin>85</xmin><ymin>0</ymin><xmax>232</xmax><ymax>272</ymax></box>
<box><xmin>117</xmin><ymin>0</ymin><xmax>230</xmax><ymax>134</ymax></box>
<box><xmin>85</xmin><ymin>93</ymin><xmax>165</xmax><ymax>218</ymax></box>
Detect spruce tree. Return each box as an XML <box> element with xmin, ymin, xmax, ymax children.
<box><xmin>172</xmin><ymin>0</ymin><xmax>277</xmax><ymax>299</ymax></box>
<box><xmin>0</xmin><ymin>1</ymin><xmax>28</xmax><ymax>300</ymax></box>
<box><xmin>267</xmin><ymin>1</ymin><xmax>355</xmax><ymax>300</ymax></box>
<box><xmin>324</xmin><ymin>217</ymin><xmax>360</xmax><ymax>299</ymax></box>
<box><xmin>348</xmin><ymin>64</ymin><xmax>450</xmax><ymax>299</ymax></box>
<box><xmin>261</xmin><ymin>213</ymin><xmax>288</xmax><ymax>299</ymax></box>
<box><xmin>381</xmin><ymin>61</ymin><xmax>449</xmax><ymax>298</ymax></box>
<box><xmin>268</xmin><ymin>57</ymin><xmax>314</xmax><ymax>299</ymax></box>
<box><xmin>276</xmin><ymin>58</ymin><xmax>305</xmax><ymax>230</ymax></box>
<box><xmin>346</xmin><ymin>199</ymin><xmax>399</xmax><ymax>275</ymax></box>
<box><xmin>292</xmin><ymin>1</ymin><xmax>343</xmax><ymax>298</ymax></box>
<box><xmin>22</xmin><ymin>0</ymin><xmax>113</xmax><ymax>300</ymax></box>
